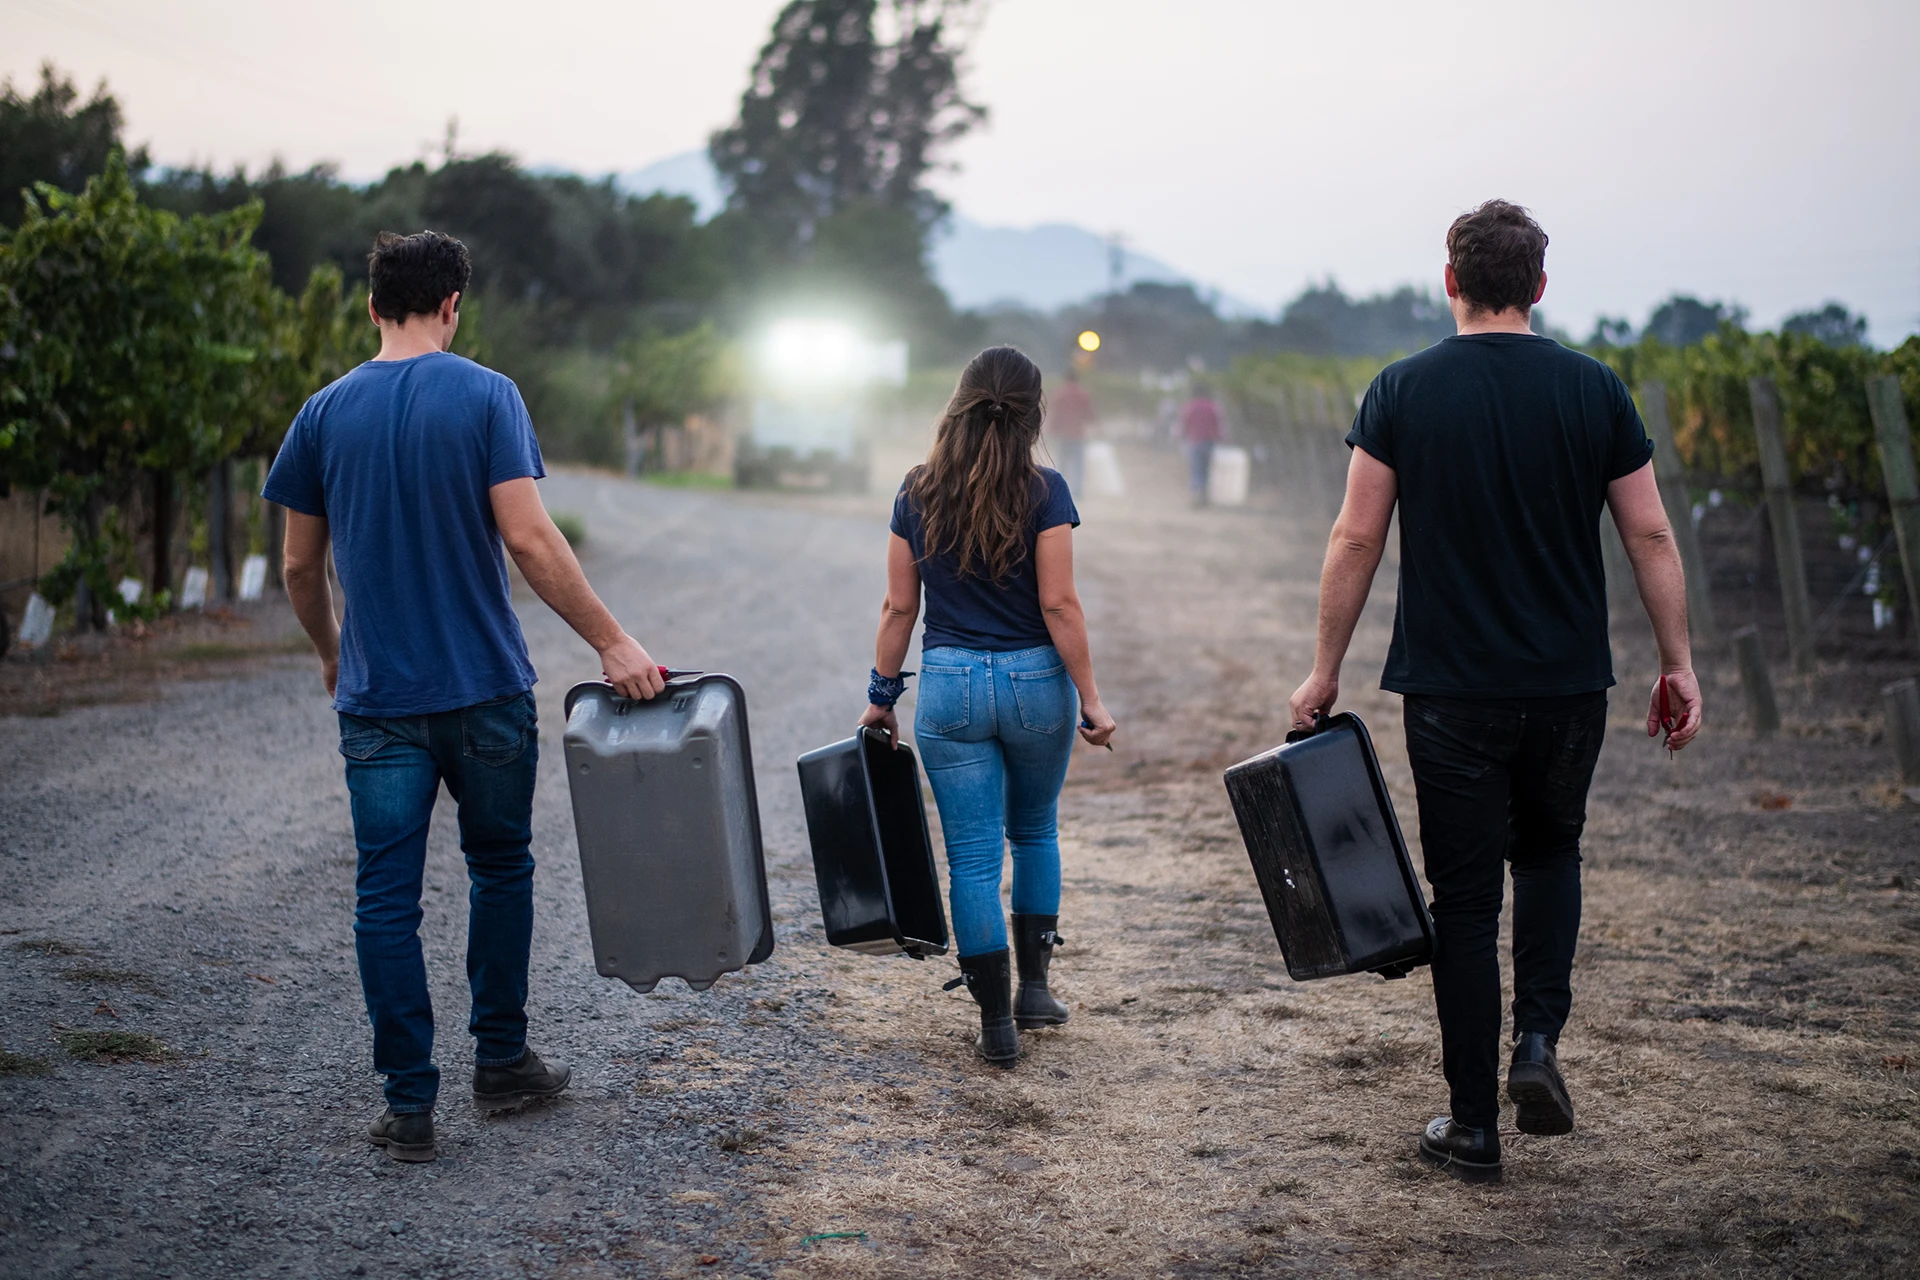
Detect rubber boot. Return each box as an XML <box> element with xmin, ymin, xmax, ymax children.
<box><xmin>944</xmin><ymin>949</ymin><xmax>1018</xmax><ymax>1067</ymax></box>
<box><xmin>1011</xmin><ymin>914</ymin><xmax>1070</xmax><ymax>1029</ymax></box>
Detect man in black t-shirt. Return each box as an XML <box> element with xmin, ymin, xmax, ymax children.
<box><xmin>1288</xmin><ymin>200</ymin><xmax>1703</xmax><ymax>1184</ymax></box>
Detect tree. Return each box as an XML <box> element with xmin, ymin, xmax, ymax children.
<box><xmin>0</xmin><ymin>154</ymin><xmax>272</xmax><ymax>620</ymax></box>
<box><xmin>1586</xmin><ymin>316</ymin><xmax>1635</xmax><ymax>348</ymax></box>
<box><xmin>707</xmin><ymin>0</ymin><xmax>983</xmax><ymax>341</ymax></box>
<box><xmin>1644</xmin><ymin>294</ymin><xmax>1747</xmax><ymax>347</ymax></box>
<box><xmin>0</xmin><ymin>63</ymin><xmax>148</xmax><ymax>229</ymax></box>
<box><xmin>1781</xmin><ymin>302</ymin><xmax>1868</xmax><ymax>348</ymax></box>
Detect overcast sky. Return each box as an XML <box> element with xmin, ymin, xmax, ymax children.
<box><xmin>5</xmin><ymin>0</ymin><xmax>1916</xmax><ymax>344</ymax></box>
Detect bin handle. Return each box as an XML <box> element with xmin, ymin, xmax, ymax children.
<box><xmin>1284</xmin><ymin>712</ymin><xmax>1333</xmax><ymax>744</ymax></box>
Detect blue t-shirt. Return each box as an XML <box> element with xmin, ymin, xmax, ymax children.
<box><xmin>263</xmin><ymin>352</ymin><xmax>545</xmax><ymax>717</ymax></box>
<box><xmin>891</xmin><ymin>467</ymin><xmax>1080</xmax><ymax>653</ymax></box>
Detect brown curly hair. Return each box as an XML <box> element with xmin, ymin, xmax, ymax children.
<box><xmin>1446</xmin><ymin>199</ymin><xmax>1547</xmax><ymax>315</ymax></box>
<box><xmin>907</xmin><ymin>346</ymin><xmax>1046</xmax><ymax>582</ymax></box>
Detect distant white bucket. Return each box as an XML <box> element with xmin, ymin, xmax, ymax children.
<box><xmin>180</xmin><ymin>566</ymin><xmax>209</xmax><ymax>609</ymax></box>
<box><xmin>18</xmin><ymin>593</ymin><xmax>54</xmax><ymax>647</ymax></box>
<box><xmin>239</xmin><ymin>554</ymin><xmax>268</xmax><ymax>601</ymax></box>
<box><xmin>1085</xmin><ymin>441</ymin><xmax>1126</xmax><ymax>497</ymax></box>
<box><xmin>1208</xmin><ymin>445</ymin><xmax>1251</xmax><ymax>507</ymax></box>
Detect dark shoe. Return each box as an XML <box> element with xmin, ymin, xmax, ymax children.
<box><xmin>1417</xmin><ymin>1116</ymin><xmax>1502</xmax><ymax>1184</ymax></box>
<box><xmin>1011</xmin><ymin>914</ymin><xmax>1070</xmax><ymax>1030</ymax></box>
<box><xmin>473</xmin><ymin>1048</ymin><xmax>572</xmax><ymax>1112</ymax></box>
<box><xmin>367</xmin><ymin>1109</ymin><xmax>436</xmax><ymax>1163</ymax></box>
<box><xmin>1507</xmin><ymin>1031</ymin><xmax>1575</xmax><ymax>1135</ymax></box>
<box><xmin>945</xmin><ymin>950</ymin><xmax>1018</xmax><ymax>1067</ymax></box>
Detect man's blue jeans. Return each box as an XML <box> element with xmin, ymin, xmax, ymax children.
<box><xmin>913</xmin><ymin>645</ymin><xmax>1077</xmax><ymax>958</ymax></box>
<box><xmin>338</xmin><ymin>690</ymin><xmax>539</xmax><ymax>1113</ymax></box>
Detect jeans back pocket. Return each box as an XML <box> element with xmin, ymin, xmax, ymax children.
<box><xmin>1008</xmin><ymin>665</ymin><xmax>1070</xmax><ymax>734</ymax></box>
<box><xmin>462</xmin><ymin>692</ymin><xmax>535</xmax><ymax>767</ymax></box>
<box><xmin>915</xmin><ymin>665</ymin><xmax>972</xmax><ymax>735</ymax></box>
<box><xmin>338</xmin><ymin>715</ymin><xmax>396</xmax><ymax>762</ymax></box>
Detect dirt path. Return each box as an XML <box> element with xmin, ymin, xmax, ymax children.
<box><xmin>3</xmin><ymin>449</ymin><xmax>1917</xmax><ymax>1279</ymax></box>
<box><xmin>755</xmin><ymin>445</ymin><xmax>1920</xmax><ymax>1278</ymax></box>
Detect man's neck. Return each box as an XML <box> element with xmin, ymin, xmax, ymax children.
<box><xmin>1454</xmin><ymin>307</ymin><xmax>1534</xmax><ymax>337</ymax></box>
<box><xmin>373</xmin><ymin>322</ymin><xmax>451</xmax><ymax>362</ymax></box>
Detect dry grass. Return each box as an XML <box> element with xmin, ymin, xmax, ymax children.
<box><xmin>56</xmin><ymin>1030</ymin><xmax>172</xmax><ymax>1064</ymax></box>
<box><xmin>0</xmin><ymin>1048</ymin><xmax>53</xmax><ymax>1076</ymax></box>
<box><xmin>61</xmin><ymin>966</ymin><xmax>167</xmax><ymax>995</ymax></box>
<box><xmin>10</xmin><ymin>937</ymin><xmax>89</xmax><ymax>956</ymax></box>
<box><xmin>736</xmin><ymin>451</ymin><xmax>1920</xmax><ymax>1277</ymax></box>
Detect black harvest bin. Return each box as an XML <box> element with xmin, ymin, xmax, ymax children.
<box><xmin>1223</xmin><ymin>712</ymin><xmax>1432</xmax><ymax>980</ymax></box>
<box><xmin>797</xmin><ymin>728</ymin><xmax>950</xmax><ymax>959</ymax></box>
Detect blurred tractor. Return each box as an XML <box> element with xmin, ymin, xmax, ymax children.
<box><xmin>734</xmin><ymin>319</ymin><xmax>907</xmax><ymax>493</ymax></box>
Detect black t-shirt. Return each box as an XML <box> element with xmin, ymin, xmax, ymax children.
<box><xmin>891</xmin><ymin>467</ymin><xmax>1080</xmax><ymax>653</ymax></box>
<box><xmin>1346</xmin><ymin>333</ymin><xmax>1653</xmax><ymax>698</ymax></box>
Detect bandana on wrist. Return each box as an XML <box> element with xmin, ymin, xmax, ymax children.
<box><xmin>868</xmin><ymin>667</ymin><xmax>914</xmax><ymax>707</ymax></box>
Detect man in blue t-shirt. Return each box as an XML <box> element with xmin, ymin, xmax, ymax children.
<box><xmin>1288</xmin><ymin>201</ymin><xmax>1703</xmax><ymax>1184</ymax></box>
<box><xmin>265</xmin><ymin>231</ymin><xmax>665</xmax><ymax>1162</ymax></box>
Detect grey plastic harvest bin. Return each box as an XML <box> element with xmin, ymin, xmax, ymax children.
<box><xmin>562</xmin><ymin>677</ymin><xmax>774</xmax><ymax>993</ymax></box>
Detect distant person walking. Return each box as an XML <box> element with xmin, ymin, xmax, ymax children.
<box><xmin>1180</xmin><ymin>385</ymin><xmax>1225</xmax><ymax>504</ymax></box>
<box><xmin>267</xmin><ymin>231</ymin><xmax>666</xmax><ymax>1163</ymax></box>
<box><xmin>1045</xmin><ymin>367</ymin><xmax>1097</xmax><ymax>496</ymax></box>
<box><xmin>1288</xmin><ymin>200</ymin><xmax>1701</xmax><ymax>1183</ymax></box>
<box><xmin>861</xmin><ymin>346</ymin><xmax>1118</xmax><ymax>1068</ymax></box>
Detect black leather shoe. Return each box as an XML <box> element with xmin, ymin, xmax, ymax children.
<box><xmin>367</xmin><ymin>1108</ymin><xmax>436</xmax><ymax>1163</ymax></box>
<box><xmin>1011</xmin><ymin>914</ymin><xmax>1070</xmax><ymax>1030</ymax></box>
<box><xmin>1417</xmin><ymin>1116</ymin><xmax>1502</xmax><ymax>1183</ymax></box>
<box><xmin>945</xmin><ymin>950</ymin><xmax>1018</xmax><ymax>1067</ymax></box>
<box><xmin>473</xmin><ymin>1048</ymin><xmax>572</xmax><ymax>1112</ymax></box>
<box><xmin>1507</xmin><ymin>1031</ymin><xmax>1574</xmax><ymax>1136</ymax></box>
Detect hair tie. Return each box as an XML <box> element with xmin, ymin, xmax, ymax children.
<box><xmin>985</xmin><ymin>399</ymin><xmax>1006</xmax><ymax>422</ymax></box>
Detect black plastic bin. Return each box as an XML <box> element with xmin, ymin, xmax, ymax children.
<box><xmin>797</xmin><ymin>728</ymin><xmax>950</xmax><ymax>959</ymax></box>
<box><xmin>1222</xmin><ymin>712</ymin><xmax>1433</xmax><ymax>981</ymax></box>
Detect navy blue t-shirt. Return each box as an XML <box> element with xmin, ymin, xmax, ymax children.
<box><xmin>1347</xmin><ymin>333</ymin><xmax>1653</xmax><ymax>698</ymax></box>
<box><xmin>263</xmin><ymin>352</ymin><xmax>546</xmax><ymax>717</ymax></box>
<box><xmin>891</xmin><ymin>468</ymin><xmax>1080</xmax><ymax>652</ymax></box>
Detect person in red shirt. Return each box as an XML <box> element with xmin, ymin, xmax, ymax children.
<box><xmin>1045</xmin><ymin>369</ymin><xmax>1096</xmax><ymax>496</ymax></box>
<box><xmin>1180</xmin><ymin>386</ymin><xmax>1225</xmax><ymax>504</ymax></box>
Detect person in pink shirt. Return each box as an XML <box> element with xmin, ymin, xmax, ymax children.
<box><xmin>1180</xmin><ymin>385</ymin><xmax>1225</xmax><ymax>504</ymax></box>
<box><xmin>1045</xmin><ymin>369</ymin><xmax>1096</xmax><ymax>496</ymax></box>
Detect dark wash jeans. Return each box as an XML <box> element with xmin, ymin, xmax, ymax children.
<box><xmin>1402</xmin><ymin>691</ymin><xmax>1607</xmax><ymax>1130</ymax></box>
<box><xmin>338</xmin><ymin>690</ymin><xmax>539</xmax><ymax>1113</ymax></box>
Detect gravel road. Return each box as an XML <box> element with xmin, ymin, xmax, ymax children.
<box><xmin>6</xmin><ymin>450</ymin><xmax>1918</xmax><ymax>1279</ymax></box>
<box><xmin>1</xmin><ymin>468</ymin><xmax>906</xmax><ymax>1279</ymax></box>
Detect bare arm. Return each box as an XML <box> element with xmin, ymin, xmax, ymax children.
<box><xmin>1288</xmin><ymin>447</ymin><xmax>1397</xmax><ymax>728</ymax></box>
<box><xmin>282</xmin><ymin>509</ymin><xmax>341</xmax><ymax>697</ymax></box>
<box><xmin>1035</xmin><ymin>524</ymin><xmax>1116</xmax><ymax>747</ymax></box>
<box><xmin>856</xmin><ymin>534</ymin><xmax>923</xmax><ymax>742</ymax></box>
<box><xmin>1607</xmin><ymin>461</ymin><xmax>1702</xmax><ymax>748</ymax></box>
<box><xmin>490</xmin><ymin>477</ymin><xmax>664</xmax><ymax>701</ymax></box>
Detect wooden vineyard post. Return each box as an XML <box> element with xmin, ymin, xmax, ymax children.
<box><xmin>1865</xmin><ymin>375</ymin><xmax>1920</xmax><ymax>651</ymax></box>
<box><xmin>1640</xmin><ymin>381</ymin><xmax>1716</xmax><ymax>644</ymax></box>
<box><xmin>1732</xmin><ymin>624</ymin><xmax>1781</xmax><ymax>735</ymax></box>
<box><xmin>1749</xmin><ymin>377</ymin><xmax>1815</xmax><ymax>673</ymax></box>
<box><xmin>1885</xmin><ymin>678</ymin><xmax>1920</xmax><ymax>800</ymax></box>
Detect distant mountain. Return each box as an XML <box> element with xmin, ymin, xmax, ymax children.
<box><xmin>617</xmin><ymin>151</ymin><xmax>726</xmax><ymax>220</ymax></box>
<box><xmin>615</xmin><ymin>150</ymin><xmax>1219</xmax><ymax>315</ymax></box>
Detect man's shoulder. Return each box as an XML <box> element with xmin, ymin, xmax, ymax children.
<box><xmin>1383</xmin><ymin>335</ymin><xmax>1619</xmax><ymax>383</ymax></box>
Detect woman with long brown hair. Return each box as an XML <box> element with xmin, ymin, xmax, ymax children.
<box><xmin>859</xmin><ymin>346</ymin><xmax>1118</xmax><ymax>1067</ymax></box>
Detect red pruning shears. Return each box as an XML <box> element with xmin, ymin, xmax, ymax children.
<box><xmin>1657</xmin><ymin>674</ymin><xmax>1677</xmax><ymax>759</ymax></box>
<box><xmin>658</xmin><ymin>666</ymin><xmax>702</xmax><ymax>681</ymax></box>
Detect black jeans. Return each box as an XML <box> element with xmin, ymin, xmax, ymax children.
<box><xmin>1402</xmin><ymin>691</ymin><xmax>1607</xmax><ymax>1129</ymax></box>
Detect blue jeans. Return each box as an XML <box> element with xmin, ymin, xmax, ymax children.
<box><xmin>913</xmin><ymin>645</ymin><xmax>1077</xmax><ymax>957</ymax></box>
<box><xmin>1186</xmin><ymin>441</ymin><xmax>1214</xmax><ymax>498</ymax></box>
<box><xmin>338</xmin><ymin>691</ymin><xmax>539</xmax><ymax>1113</ymax></box>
